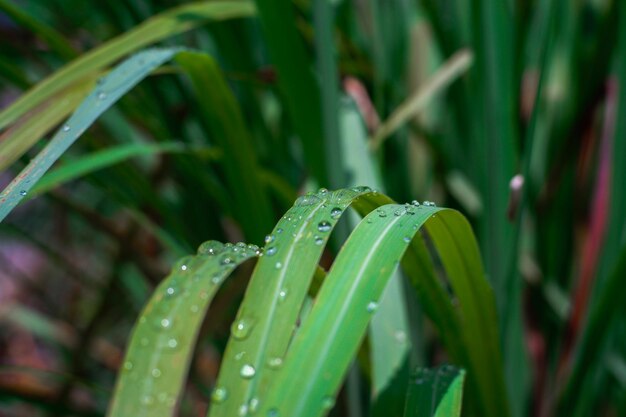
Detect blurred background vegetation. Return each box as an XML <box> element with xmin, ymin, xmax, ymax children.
<box><xmin>0</xmin><ymin>0</ymin><xmax>625</xmax><ymax>416</ymax></box>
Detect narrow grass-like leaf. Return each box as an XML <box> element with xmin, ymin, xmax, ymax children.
<box><xmin>313</xmin><ymin>0</ymin><xmax>344</xmax><ymax>188</ymax></box>
<box><xmin>258</xmin><ymin>202</ymin><xmax>508</xmax><ymax>417</ymax></box>
<box><xmin>0</xmin><ymin>1</ymin><xmax>255</xmax><ymax>130</ymax></box>
<box><xmin>340</xmin><ymin>99</ymin><xmax>410</xmax><ymax>399</ymax></box>
<box><xmin>208</xmin><ymin>187</ymin><xmax>384</xmax><ymax>417</ymax></box>
<box><xmin>29</xmin><ymin>142</ymin><xmax>206</xmax><ymax>197</ymax></box>
<box><xmin>107</xmin><ymin>241</ymin><xmax>259</xmax><ymax>417</ymax></box>
<box><xmin>253</xmin><ymin>0</ymin><xmax>328</xmax><ymax>185</ymax></box>
<box><xmin>0</xmin><ymin>48</ymin><xmax>181</xmax><ymax>222</ymax></box>
<box><xmin>403</xmin><ymin>365</ymin><xmax>465</xmax><ymax>417</ymax></box>
<box><xmin>0</xmin><ymin>0</ymin><xmax>77</xmax><ymax>60</ymax></box>
<box><xmin>370</xmin><ymin>49</ymin><xmax>474</xmax><ymax>150</ymax></box>
<box><xmin>0</xmin><ymin>77</ymin><xmax>97</xmax><ymax>171</ymax></box>
<box><xmin>558</xmin><ymin>246</ymin><xmax>626</xmax><ymax>414</ymax></box>
<box><xmin>423</xmin><ymin>211</ymin><xmax>509</xmax><ymax>417</ymax></box>
<box><xmin>175</xmin><ymin>51</ymin><xmax>274</xmax><ymax>243</ymax></box>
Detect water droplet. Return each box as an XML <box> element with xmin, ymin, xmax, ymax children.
<box><xmin>377</xmin><ymin>208</ymin><xmax>387</xmax><ymax>217</ymax></box>
<box><xmin>405</xmin><ymin>205</ymin><xmax>416</xmax><ymax>215</ymax></box>
<box><xmin>231</xmin><ymin>318</ymin><xmax>254</xmax><ymax>340</ymax></box>
<box><xmin>200</xmin><ymin>291</ymin><xmax>209</xmax><ymax>300</ymax></box>
<box><xmin>123</xmin><ymin>361</ymin><xmax>133</xmax><ymax>371</ymax></box>
<box><xmin>240</xmin><ymin>364</ymin><xmax>256</xmax><ymax>379</ymax></box>
<box><xmin>62</xmin><ymin>124</ymin><xmax>71</xmax><ymax>132</ymax></box>
<box><xmin>142</xmin><ymin>395</ymin><xmax>155</xmax><ymax>405</ymax></box>
<box><xmin>278</xmin><ymin>289</ymin><xmax>287</xmax><ymax>302</ymax></box>
<box><xmin>180</xmin><ymin>264</ymin><xmax>188</xmax><ymax>271</ymax></box>
<box><xmin>234</xmin><ymin>351</ymin><xmax>246</xmax><ymax>361</ymax></box>
<box><xmin>366</xmin><ymin>301</ymin><xmax>378</xmax><ymax>313</ymax></box>
<box><xmin>212</xmin><ymin>387</ymin><xmax>228</xmax><ymax>403</ymax></box>
<box><xmin>190</xmin><ymin>304</ymin><xmax>199</xmax><ymax>313</ymax></box>
<box><xmin>317</xmin><ymin>221</ymin><xmax>331</xmax><ymax>233</ymax></box>
<box><xmin>394</xmin><ymin>209</ymin><xmax>404</xmax><ymax>216</ymax></box>
<box><xmin>167</xmin><ymin>338</ymin><xmax>178</xmax><ymax>348</ymax></box>
<box><xmin>318</xmin><ymin>187</ymin><xmax>328</xmax><ymax>195</ymax></box>
<box><xmin>423</xmin><ymin>200</ymin><xmax>436</xmax><ymax>207</ymax></box>
<box><xmin>249</xmin><ymin>397</ymin><xmax>260</xmax><ymax>413</ymax></box>
<box><xmin>395</xmin><ymin>330</ymin><xmax>407</xmax><ymax>343</ymax></box>
<box><xmin>238</xmin><ymin>404</ymin><xmax>249</xmax><ymax>416</ymax></box>
<box><xmin>330</xmin><ymin>207</ymin><xmax>342</xmax><ymax>219</ymax></box>
<box><xmin>198</xmin><ymin>240</ymin><xmax>224</xmax><ymax>256</ymax></box>
<box><xmin>275</xmin><ymin>262</ymin><xmax>282</xmax><ymax>269</ymax></box>
<box><xmin>211</xmin><ymin>275</ymin><xmax>222</xmax><ymax>285</ymax></box>
<box><xmin>267</xmin><ymin>357</ymin><xmax>283</xmax><ymax>369</ymax></box>
<box><xmin>97</xmin><ymin>91</ymin><xmax>107</xmax><ymax>100</ymax></box>
<box><xmin>314</xmin><ymin>236</ymin><xmax>324</xmax><ymax>245</ymax></box>
<box><xmin>411</xmin><ymin>200</ymin><xmax>420</xmax><ymax>206</ymax></box>
<box><xmin>267</xmin><ymin>409</ymin><xmax>279</xmax><ymax>417</ymax></box>
<box><xmin>220</xmin><ymin>256</ymin><xmax>233</xmax><ymax>266</ymax></box>
<box><xmin>160</xmin><ymin>318</ymin><xmax>171</xmax><ymax>328</ymax></box>
<box><xmin>151</xmin><ymin>368</ymin><xmax>162</xmax><ymax>378</ymax></box>
<box><xmin>166</xmin><ymin>286</ymin><xmax>176</xmax><ymax>296</ymax></box>
<box><xmin>403</xmin><ymin>236</ymin><xmax>411</xmax><ymax>243</ymax></box>
<box><xmin>266</xmin><ymin>247</ymin><xmax>277</xmax><ymax>256</ymax></box>
<box><xmin>19</xmin><ymin>190</ymin><xmax>27</xmax><ymax>196</ymax></box>
<box><xmin>321</xmin><ymin>396</ymin><xmax>335</xmax><ymax>410</ymax></box>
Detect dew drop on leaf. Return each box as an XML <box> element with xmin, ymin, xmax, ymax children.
<box><xmin>330</xmin><ymin>207</ymin><xmax>342</xmax><ymax>219</ymax></box>
<box><xmin>231</xmin><ymin>318</ymin><xmax>254</xmax><ymax>340</ymax></box>
<box><xmin>317</xmin><ymin>221</ymin><xmax>331</xmax><ymax>233</ymax></box>
<box><xmin>266</xmin><ymin>247</ymin><xmax>277</xmax><ymax>256</ymax></box>
<box><xmin>321</xmin><ymin>396</ymin><xmax>335</xmax><ymax>410</ymax></box>
<box><xmin>211</xmin><ymin>387</ymin><xmax>228</xmax><ymax>403</ymax></box>
<box><xmin>240</xmin><ymin>364</ymin><xmax>256</xmax><ymax>379</ymax></box>
<box><xmin>62</xmin><ymin>124</ymin><xmax>70</xmax><ymax>132</ymax></box>
<box><xmin>366</xmin><ymin>301</ymin><xmax>378</xmax><ymax>313</ymax></box>
<box><xmin>314</xmin><ymin>236</ymin><xmax>324</xmax><ymax>245</ymax></box>
<box><xmin>198</xmin><ymin>240</ymin><xmax>223</xmax><ymax>256</ymax></box>
<box><xmin>19</xmin><ymin>190</ymin><xmax>27</xmax><ymax>196</ymax></box>
<box><xmin>267</xmin><ymin>357</ymin><xmax>283</xmax><ymax>369</ymax></box>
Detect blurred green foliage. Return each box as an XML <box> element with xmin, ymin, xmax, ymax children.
<box><xmin>0</xmin><ymin>0</ymin><xmax>625</xmax><ymax>416</ymax></box>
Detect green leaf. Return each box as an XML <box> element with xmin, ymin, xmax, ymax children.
<box><xmin>257</xmin><ymin>199</ymin><xmax>508</xmax><ymax>417</ymax></box>
<box><xmin>0</xmin><ymin>48</ymin><xmax>182</xmax><ymax>222</ymax></box>
<box><xmin>403</xmin><ymin>365</ymin><xmax>466</xmax><ymax>417</ymax></box>
<box><xmin>339</xmin><ymin>99</ymin><xmax>411</xmax><ymax>400</ymax></box>
<box><xmin>253</xmin><ymin>0</ymin><xmax>328</xmax><ymax>185</ymax></box>
<box><xmin>107</xmin><ymin>241</ymin><xmax>260</xmax><ymax>417</ymax></box>
<box><xmin>0</xmin><ymin>0</ymin><xmax>77</xmax><ymax>60</ymax></box>
<box><xmin>175</xmin><ymin>51</ymin><xmax>274</xmax><ymax>243</ymax></box>
<box><xmin>208</xmin><ymin>187</ymin><xmax>383</xmax><ymax>417</ymax></box>
<box><xmin>29</xmin><ymin>142</ymin><xmax>202</xmax><ymax>197</ymax></box>
<box><xmin>0</xmin><ymin>77</ymin><xmax>97</xmax><ymax>171</ymax></box>
<box><xmin>0</xmin><ymin>1</ymin><xmax>255</xmax><ymax>130</ymax></box>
